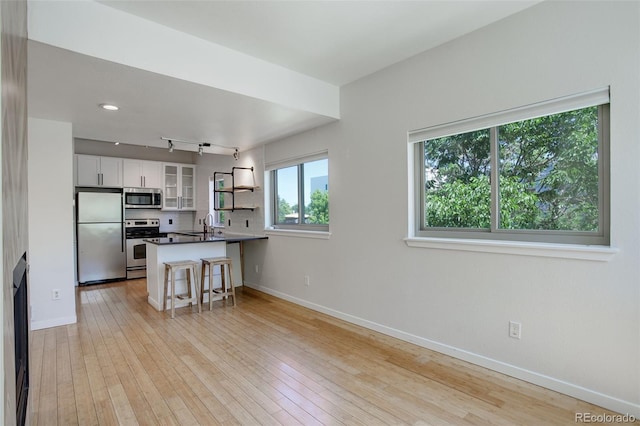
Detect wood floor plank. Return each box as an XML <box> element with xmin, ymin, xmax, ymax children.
<box><xmin>56</xmin><ymin>327</ymin><xmax>79</xmax><ymax>425</ymax></box>
<box><xmin>225</xmin><ymin>305</ymin><xmax>418</xmax><ymax>423</ymax></box>
<box><xmin>37</xmin><ymin>328</ymin><xmax>59</xmax><ymax>425</ymax></box>
<box><xmin>176</xmin><ymin>315</ymin><xmax>340</xmax><ymax>425</ymax></box>
<box><xmin>29</xmin><ymin>324</ymin><xmax>45</xmax><ymax>426</ymax></box>
<box><xmin>218</xmin><ymin>312</ymin><xmax>405</xmax><ymax>424</ymax></box>
<box><xmin>109</xmin><ymin>288</ymin><xmax>226</xmax><ymax>424</ymax></box>
<box><xmin>67</xmin><ymin>324</ymin><xmax>100</xmax><ymax>426</ymax></box>
<box><xmin>105</xmin><ymin>284</ymin><xmax>240</xmax><ymax>425</ymax></box>
<box><xmin>29</xmin><ymin>280</ymin><xmax>635</xmax><ymax>426</ymax></box>
<box><xmin>200</xmin><ymin>315</ymin><xmax>375</xmax><ymax>426</ymax></box>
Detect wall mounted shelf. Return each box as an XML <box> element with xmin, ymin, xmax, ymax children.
<box><xmin>213</xmin><ymin>167</ymin><xmax>258</xmax><ymax>212</ymax></box>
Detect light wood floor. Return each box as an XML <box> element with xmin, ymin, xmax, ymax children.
<box><xmin>29</xmin><ymin>279</ymin><xmax>627</xmax><ymax>425</ymax></box>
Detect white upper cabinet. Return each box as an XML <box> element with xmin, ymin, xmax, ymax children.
<box><xmin>162</xmin><ymin>163</ymin><xmax>196</xmax><ymax>210</ymax></box>
<box><xmin>123</xmin><ymin>159</ymin><xmax>162</xmax><ymax>189</ymax></box>
<box><xmin>75</xmin><ymin>154</ymin><xmax>123</xmax><ymax>187</ymax></box>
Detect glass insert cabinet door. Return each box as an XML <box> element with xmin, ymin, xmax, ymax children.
<box><xmin>162</xmin><ymin>163</ymin><xmax>196</xmax><ymax>210</ymax></box>
<box><xmin>181</xmin><ymin>166</ymin><xmax>194</xmax><ymax>209</ymax></box>
<box><xmin>163</xmin><ymin>164</ymin><xmax>179</xmax><ymax>209</ymax></box>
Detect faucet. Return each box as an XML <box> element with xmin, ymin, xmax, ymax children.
<box><xmin>203</xmin><ymin>213</ymin><xmax>214</xmax><ymax>234</ymax></box>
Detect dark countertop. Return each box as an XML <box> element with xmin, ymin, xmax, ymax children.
<box><xmin>145</xmin><ymin>233</ymin><xmax>267</xmax><ymax>246</ymax></box>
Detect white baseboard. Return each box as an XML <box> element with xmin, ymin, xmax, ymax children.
<box><xmin>246</xmin><ymin>282</ymin><xmax>640</xmax><ymax>418</ymax></box>
<box><xmin>30</xmin><ymin>315</ymin><xmax>77</xmax><ymax>331</ymax></box>
<box><xmin>147</xmin><ymin>296</ymin><xmax>162</xmax><ymax>311</ymax></box>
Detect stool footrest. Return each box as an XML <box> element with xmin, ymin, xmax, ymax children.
<box><xmin>176</xmin><ymin>294</ymin><xmax>196</xmax><ymax>301</ymax></box>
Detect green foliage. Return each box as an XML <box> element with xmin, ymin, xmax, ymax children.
<box><xmin>498</xmin><ymin>176</ymin><xmax>540</xmax><ymax>229</ymax></box>
<box><xmin>277</xmin><ymin>196</ymin><xmax>293</xmax><ymax>222</ymax></box>
<box><xmin>425</xmin><ymin>175</ymin><xmax>491</xmax><ymax>228</ymax></box>
<box><xmin>424</xmin><ymin>106</ymin><xmax>600</xmax><ymax>232</ymax></box>
<box><xmin>425</xmin><ymin>129</ymin><xmax>491</xmax><ymax>186</ymax></box>
<box><xmin>307</xmin><ymin>190</ymin><xmax>329</xmax><ymax>224</ymax></box>
<box><xmin>277</xmin><ymin>191</ymin><xmax>328</xmax><ymax>225</ymax></box>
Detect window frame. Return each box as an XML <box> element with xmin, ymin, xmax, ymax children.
<box><xmin>208</xmin><ymin>176</ymin><xmax>226</xmax><ymax>226</ymax></box>
<box><xmin>412</xmin><ymin>93</ymin><xmax>610</xmax><ymax>246</ymax></box>
<box><xmin>269</xmin><ymin>156</ymin><xmax>329</xmax><ymax>232</ymax></box>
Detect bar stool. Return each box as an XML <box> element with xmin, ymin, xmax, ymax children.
<box><xmin>163</xmin><ymin>260</ymin><xmax>201</xmax><ymax>319</ymax></box>
<box><xmin>200</xmin><ymin>257</ymin><xmax>236</xmax><ymax>310</ymax></box>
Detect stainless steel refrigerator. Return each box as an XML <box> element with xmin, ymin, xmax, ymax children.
<box><xmin>77</xmin><ymin>189</ymin><xmax>126</xmax><ymax>284</ymax></box>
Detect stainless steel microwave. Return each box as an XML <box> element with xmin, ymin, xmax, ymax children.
<box><xmin>124</xmin><ymin>188</ymin><xmax>162</xmax><ymax>209</ymax></box>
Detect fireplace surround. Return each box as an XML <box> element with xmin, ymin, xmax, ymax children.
<box><xmin>13</xmin><ymin>252</ymin><xmax>28</xmax><ymax>426</ymax></box>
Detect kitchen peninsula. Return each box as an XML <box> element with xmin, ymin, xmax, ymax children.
<box><xmin>145</xmin><ymin>233</ymin><xmax>267</xmax><ymax>311</ymax></box>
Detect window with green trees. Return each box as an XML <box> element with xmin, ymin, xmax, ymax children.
<box><xmin>415</xmin><ymin>95</ymin><xmax>609</xmax><ymax>245</ymax></box>
<box><xmin>272</xmin><ymin>158</ymin><xmax>329</xmax><ymax>231</ymax></box>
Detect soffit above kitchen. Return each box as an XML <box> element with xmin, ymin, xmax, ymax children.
<box><xmin>27</xmin><ymin>0</ymin><xmax>540</xmax><ymax>155</ymax></box>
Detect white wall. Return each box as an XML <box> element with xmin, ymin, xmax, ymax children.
<box><xmin>194</xmin><ymin>147</ymin><xmax>265</xmax><ymax>235</ymax></box>
<box><xmin>247</xmin><ymin>1</ymin><xmax>640</xmax><ymax>416</ymax></box>
<box><xmin>28</xmin><ymin>118</ymin><xmax>77</xmax><ymax>330</ymax></box>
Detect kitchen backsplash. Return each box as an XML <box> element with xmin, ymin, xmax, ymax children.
<box><xmin>125</xmin><ymin>209</ymin><xmax>195</xmax><ymax>232</ymax></box>
<box><xmin>192</xmin><ymin>208</ymin><xmax>264</xmax><ymax>236</ymax></box>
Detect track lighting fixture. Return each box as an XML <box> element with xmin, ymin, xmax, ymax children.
<box><xmin>161</xmin><ymin>137</ymin><xmax>238</xmax><ymax>158</ymax></box>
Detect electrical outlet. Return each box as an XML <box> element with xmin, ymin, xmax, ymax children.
<box><xmin>509</xmin><ymin>321</ymin><xmax>522</xmax><ymax>339</ymax></box>
<box><xmin>169</xmin><ymin>219</ymin><xmax>173</xmax><ymax>225</ymax></box>
<box><xmin>52</xmin><ymin>289</ymin><xmax>61</xmax><ymax>300</ymax></box>
<box><xmin>304</xmin><ymin>275</ymin><xmax>310</xmax><ymax>286</ymax></box>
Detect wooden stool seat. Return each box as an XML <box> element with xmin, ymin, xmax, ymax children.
<box><xmin>200</xmin><ymin>257</ymin><xmax>236</xmax><ymax>310</ymax></box>
<box><xmin>163</xmin><ymin>260</ymin><xmax>201</xmax><ymax>319</ymax></box>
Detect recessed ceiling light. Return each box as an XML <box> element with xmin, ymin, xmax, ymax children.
<box><xmin>99</xmin><ymin>103</ymin><xmax>119</xmax><ymax>111</ymax></box>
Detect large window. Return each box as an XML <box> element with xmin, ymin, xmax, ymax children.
<box><xmin>412</xmin><ymin>90</ymin><xmax>610</xmax><ymax>245</ymax></box>
<box><xmin>271</xmin><ymin>157</ymin><xmax>329</xmax><ymax>231</ymax></box>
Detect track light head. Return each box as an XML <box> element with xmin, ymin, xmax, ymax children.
<box><xmin>168</xmin><ymin>140</ymin><xmax>174</xmax><ymax>153</ymax></box>
<box><xmin>198</xmin><ymin>145</ymin><xmax>203</xmax><ymax>156</ymax></box>
<box><xmin>233</xmin><ymin>148</ymin><xmax>239</xmax><ymax>160</ymax></box>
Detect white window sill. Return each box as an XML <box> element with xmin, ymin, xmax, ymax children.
<box><xmin>404</xmin><ymin>237</ymin><xmax>618</xmax><ymax>262</ymax></box>
<box><xmin>265</xmin><ymin>228</ymin><xmax>331</xmax><ymax>240</ymax></box>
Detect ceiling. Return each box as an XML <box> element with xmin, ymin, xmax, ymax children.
<box><xmin>27</xmin><ymin>0</ymin><xmax>540</xmax><ymax>155</ymax></box>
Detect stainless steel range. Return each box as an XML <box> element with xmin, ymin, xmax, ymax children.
<box><xmin>125</xmin><ymin>218</ymin><xmax>166</xmax><ymax>279</ymax></box>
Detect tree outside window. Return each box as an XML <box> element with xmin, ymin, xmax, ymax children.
<box><xmin>420</xmin><ymin>104</ymin><xmax>608</xmax><ymax>244</ymax></box>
